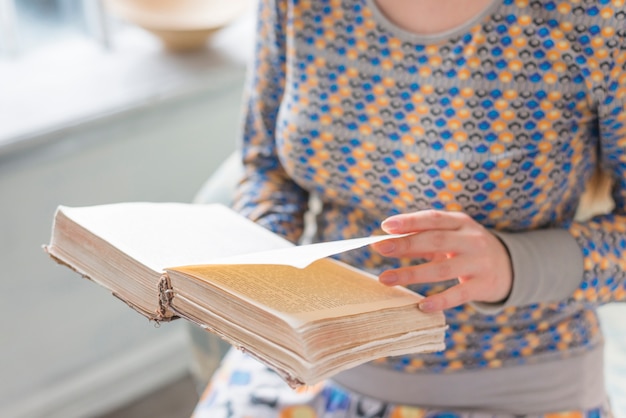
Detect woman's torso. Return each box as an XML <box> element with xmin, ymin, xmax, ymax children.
<box><xmin>268</xmin><ymin>0</ymin><xmax>619</xmax><ymax>409</ymax></box>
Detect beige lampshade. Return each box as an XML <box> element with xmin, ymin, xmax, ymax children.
<box><xmin>106</xmin><ymin>0</ymin><xmax>251</xmax><ymax>51</ymax></box>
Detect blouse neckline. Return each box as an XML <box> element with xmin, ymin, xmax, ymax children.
<box><xmin>364</xmin><ymin>0</ymin><xmax>502</xmax><ymax>44</ymax></box>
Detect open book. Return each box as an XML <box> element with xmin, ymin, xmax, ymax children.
<box><xmin>45</xmin><ymin>202</ymin><xmax>446</xmax><ymax>387</ymax></box>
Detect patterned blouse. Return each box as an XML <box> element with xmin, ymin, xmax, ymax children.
<box><xmin>232</xmin><ymin>0</ymin><xmax>626</xmax><ymax>374</ymax></box>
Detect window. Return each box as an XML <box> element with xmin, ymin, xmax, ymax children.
<box><xmin>0</xmin><ymin>0</ymin><xmax>108</xmax><ymax>57</ymax></box>
<box><xmin>0</xmin><ymin>0</ymin><xmax>253</xmax><ymax>150</ymax></box>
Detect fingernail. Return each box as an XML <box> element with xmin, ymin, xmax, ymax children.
<box><xmin>376</xmin><ymin>240</ymin><xmax>395</xmax><ymax>254</ymax></box>
<box><xmin>380</xmin><ymin>272</ymin><xmax>398</xmax><ymax>285</ymax></box>
<box><xmin>418</xmin><ymin>300</ymin><xmax>435</xmax><ymax>312</ymax></box>
<box><xmin>381</xmin><ymin>219</ymin><xmax>399</xmax><ymax>232</ymax></box>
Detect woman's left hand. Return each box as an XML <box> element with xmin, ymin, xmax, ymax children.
<box><xmin>371</xmin><ymin>210</ymin><xmax>513</xmax><ymax>313</ymax></box>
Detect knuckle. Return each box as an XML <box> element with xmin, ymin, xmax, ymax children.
<box><xmin>429</xmin><ymin>210</ymin><xmax>444</xmax><ymax>227</ymax></box>
<box><xmin>406</xmin><ymin>236</ymin><xmax>426</xmax><ymax>256</ymax></box>
<box><xmin>395</xmin><ymin>237</ymin><xmax>409</xmax><ymax>253</ymax></box>
<box><xmin>405</xmin><ymin>269</ymin><xmax>420</xmax><ymax>284</ymax></box>
<box><xmin>454</xmin><ymin>211</ymin><xmax>471</xmax><ymax>222</ymax></box>
<box><xmin>429</xmin><ymin>209</ymin><xmax>444</xmax><ymax>219</ymax></box>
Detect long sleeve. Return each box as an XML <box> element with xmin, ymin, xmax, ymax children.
<box><xmin>474</xmin><ymin>32</ymin><xmax>626</xmax><ymax>314</ymax></box>
<box><xmin>231</xmin><ymin>0</ymin><xmax>308</xmax><ymax>243</ymax></box>
<box><xmin>568</xmin><ymin>35</ymin><xmax>626</xmax><ymax>306</ymax></box>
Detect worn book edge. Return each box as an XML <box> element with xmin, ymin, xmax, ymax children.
<box><xmin>44</xmin><ymin>245</ymin><xmax>177</xmax><ymax>323</ymax></box>
<box><xmin>162</xmin><ymin>288</ymin><xmax>446</xmax><ymax>388</ymax></box>
<box><xmin>46</xmin><ymin>231</ymin><xmax>412</xmax><ymax>324</ymax></box>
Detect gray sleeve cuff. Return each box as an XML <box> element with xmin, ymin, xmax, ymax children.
<box><xmin>471</xmin><ymin>229</ymin><xmax>584</xmax><ymax>315</ymax></box>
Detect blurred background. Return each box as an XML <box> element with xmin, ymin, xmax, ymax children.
<box><xmin>0</xmin><ymin>1</ymin><xmax>624</xmax><ymax>417</ymax></box>
<box><xmin>1</xmin><ymin>0</ymin><xmax>252</xmax><ymax>416</ymax></box>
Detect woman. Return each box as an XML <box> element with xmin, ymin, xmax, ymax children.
<box><xmin>193</xmin><ymin>0</ymin><xmax>625</xmax><ymax>416</ymax></box>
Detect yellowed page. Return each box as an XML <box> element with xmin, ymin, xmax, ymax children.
<box><xmin>168</xmin><ymin>258</ymin><xmax>422</xmax><ymax>326</ymax></box>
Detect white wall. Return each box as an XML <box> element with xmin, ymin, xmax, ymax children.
<box><xmin>0</xmin><ymin>83</ymin><xmax>242</xmax><ymax>417</ymax></box>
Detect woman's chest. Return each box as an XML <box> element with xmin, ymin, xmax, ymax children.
<box><xmin>276</xmin><ymin>0</ymin><xmax>599</xmax><ymax>227</ymax></box>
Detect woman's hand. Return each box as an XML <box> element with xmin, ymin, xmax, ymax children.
<box><xmin>371</xmin><ymin>210</ymin><xmax>513</xmax><ymax>313</ymax></box>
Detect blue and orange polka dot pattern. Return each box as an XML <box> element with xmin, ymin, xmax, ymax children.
<box><xmin>232</xmin><ymin>0</ymin><xmax>626</xmax><ymax>377</ymax></box>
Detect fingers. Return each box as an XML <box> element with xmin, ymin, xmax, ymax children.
<box><xmin>379</xmin><ymin>256</ymin><xmax>472</xmax><ymax>286</ymax></box>
<box><xmin>375</xmin><ymin>210</ymin><xmax>513</xmax><ymax>312</ymax></box>
<box><xmin>381</xmin><ymin>210</ymin><xmax>469</xmax><ymax>234</ymax></box>
<box><xmin>418</xmin><ymin>280</ymin><xmax>481</xmax><ymax>312</ymax></box>
<box><xmin>372</xmin><ymin>229</ymin><xmax>473</xmax><ymax>258</ymax></box>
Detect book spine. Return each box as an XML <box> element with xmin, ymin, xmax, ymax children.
<box><xmin>157</xmin><ymin>273</ymin><xmax>175</xmax><ymax>321</ymax></box>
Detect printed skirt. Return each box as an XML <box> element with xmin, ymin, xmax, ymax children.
<box><xmin>192</xmin><ymin>349</ymin><xmax>610</xmax><ymax>418</ymax></box>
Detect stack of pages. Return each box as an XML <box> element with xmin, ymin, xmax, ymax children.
<box><xmin>45</xmin><ymin>202</ymin><xmax>446</xmax><ymax>386</ymax></box>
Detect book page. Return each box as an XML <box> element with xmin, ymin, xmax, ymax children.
<box><xmin>204</xmin><ymin>233</ymin><xmax>408</xmax><ymax>269</ymax></box>
<box><xmin>58</xmin><ymin>203</ymin><xmax>292</xmax><ymax>272</ymax></box>
<box><xmin>169</xmin><ymin>258</ymin><xmax>422</xmax><ymax>325</ymax></box>
<box><xmin>58</xmin><ymin>202</ymin><xmax>403</xmax><ymax>272</ymax></box>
